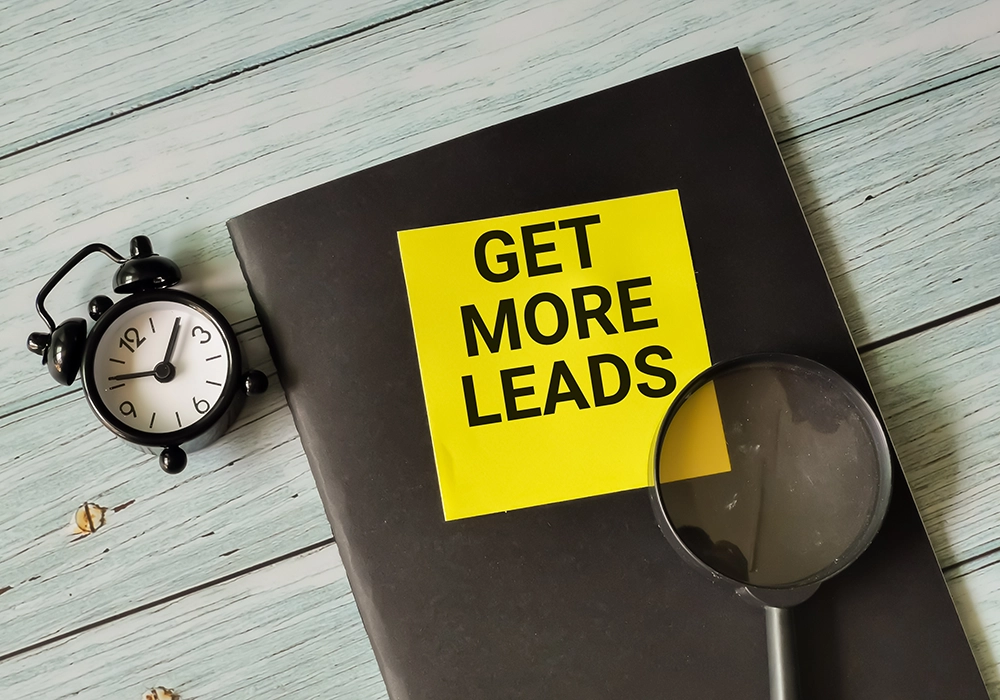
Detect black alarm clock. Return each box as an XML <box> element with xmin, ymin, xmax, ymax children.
<box><xmin>27</xmin><ymin>236</ymin><xmax>267</xmax><ymax>474</ymax></box>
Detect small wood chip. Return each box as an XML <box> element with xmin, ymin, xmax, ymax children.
<box><xmin>71</xmin><ymin>502</ymin><xmax>107</xmax><ymax>534</ymax></box>
<box><xmin>143</xmin><ymin>687</ymin><xmax>178</xmax><ymax>700</ymax></box>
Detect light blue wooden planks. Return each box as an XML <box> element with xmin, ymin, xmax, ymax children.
<box><xmin>3</xmin><ymin>443</ymin><xmax>1000</xmax><ymax>699</ymax></box>
<box><xmin>0</xmin><ymin>0</ymin><xmax>998</xmax><ymax>693</ymax></box>
<box><xmin>784</xmin><ymin>64</ymin><xmax>1000</xmax><ymax>345</ymax></box>
<box><xmin>0</xmin><ymin>544</ymin><xmax>389</xmax><ymax>699</ymax></box>
<box><xmin>0</xmin><ymin>0</ymin><xmax>435</xmax><ymax>157</ymax></box>
<box><xmin>865</xmin><ymin>303</ymin><xmax>1000</xmax><ymax>571</ymax></box>
<box><xmin>954</xmin><ymin>564</ymin><xmax>1000</xmax><ymax>692</ymax></box>
<box><xmin>0</xmin><ymin>330</ymin><xmax>332</xmax><ymax>658</ymax></box>
<box><xmin>8</xmin><ymin>0</ymin><xmax>996</xmax><ymax>154</ymax></box>
<box><xmin>4</xmin><ymin>0</ymin><xmax>1000</xmax><ymax>421</ymax></box>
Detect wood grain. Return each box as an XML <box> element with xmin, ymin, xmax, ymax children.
<box><xmin>9</xmin><ymin>0</ymin><xmax>996</xmax><ymax>156</ymax></box>
<box><xmin>865</xmin><ymin>303</ymin><xmax>1000</xmax><ymax>570</ymax></box>
<box><xmin>1</xmin><ymin>229</ymin><xmax>996</xmax><ymax>658</ymax></box>
<box><xmin>0</xmin><ymin>3</ymin><xmax>1000</xmax><ymax>650</ymax></box>
<box><xmin>951</xmin><ymin>561</ymin><xmax>1000</xmax><ymax>691</ymax></box>
<box><xmin>1</xmin><ymin>525</ymin><xmax>999</xmax><ymax>697</ymax></box>
<box><xmin>0</xmin><ymin>0</ymin><xmax>433</xmax><ymax>157</ymax></box>
<box><xmin>785</xmin><ymin>68</ymin><xmax>1000</xmax><ymax>346</ymax></box>
<box><xmin>0</xmin><ymin>328</ymin><xmax>333</xmax><ymax>657</ymax></box>
<box><xmin>4</xmin><ymin>0</ymin><xmax>1000</xmax><ymax>419</ymax></box>
<box><xmin>0</xmin><ymin>544</ymin><xmax>389</xmax><ymax>700</ymax></box>
<box><xmin>1</xmin><ymin>0</ymin><xmax>998</xmax><ymax>688</ymax></box>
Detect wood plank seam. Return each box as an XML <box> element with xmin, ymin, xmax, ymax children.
<box><xmin>777</xmin><ymin>56</ymin><xmax>1000</xmax><ymax>144</ymax></box>
<box><xmin>4</xmin><ymin>4</ymin><xmax>998</xmax><ymax>165</ymax></box>
<box><xmin>0</xmin><ymin>299</ymin><xmax>983</xmax><ymax>664</ymax></box>
<box><xmin>2</xmin><ymin>58</ymin><xmax>991</xmax><ymax>654</ymax></box>
<box><xmin>2</xmin><ymin>1</ymin><xmax>998</xmax><ymax>678</ymax></box>
<box><xmin>858</xmin><ymin>292</ymin><xmax>1000</xmax><ymax>354</ymax></box>
<box><xmin>6</xmin><ymin>49</ymin><xmax>990</xmax><ymax>421</ymax></box>
<box><xmin>0</xmin><ymin>0</ymin><xmax>456</xmax><ymax>163</ymax></box>
<box><xmin>0</xmin><ymin>537</ymin><xmax>335</xmax><ymax>665</ymax></box>
<box><xmin>1</xmin><ymin>2</ymin><xmax>995</xmax><ymax>421</ymax></box>
<box><xmin>950</xmin><ymin>554</ymin><xmax>1000</xmax><ymax>580</ymax></box>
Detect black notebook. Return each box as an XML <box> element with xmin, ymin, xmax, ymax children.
<box><xmin>228</xmin><ymin>48</ymin><xmax>987</xmax><ymax>699</ymax></box>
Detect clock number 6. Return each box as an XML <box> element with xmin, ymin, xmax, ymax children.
<box><xmin>120</xmin><ymin>401</ymin><xmax>137</xmax><ymax>418</ymax></box>
<box><xmin>193</xmin><ymin>397</ymin><xmax>210</xmax><ymax>414</ymax></box>
<box><xmin>192</xmin><ymin>326</ymin><xmax>212</xmax><ymax>344</ymax></box>
<box><xmin>119</xmin><ymin>327</ymin><xmax>146</xmax><ymax>353</ymax></box>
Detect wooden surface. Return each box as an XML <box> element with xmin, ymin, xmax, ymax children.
<box><xmin>0</xmin><ymin>0</ymin><xmax>998</xmax><ymax>696</ymax></box>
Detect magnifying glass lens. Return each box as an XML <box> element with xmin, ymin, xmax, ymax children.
<box><xmin>655</xmin><ymin>358</ymin><xmax>888</xmax><ymax>588</ymax></box>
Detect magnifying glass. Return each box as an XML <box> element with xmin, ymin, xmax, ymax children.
<box><xmin>649</xmin><ymin>354</ymin><xmax>892</xmax><ymax>700</ymax></box>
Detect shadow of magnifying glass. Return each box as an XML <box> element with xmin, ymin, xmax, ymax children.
<box><xmin>649</xmin><ymin>354</ymin><xmax>892</xmax><ymax>700</ymax></box>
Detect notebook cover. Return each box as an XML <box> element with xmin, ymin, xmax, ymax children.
<box><xmin>227</xmin><ymin>48</ymin><xmax>987</xmax><ymax>699</ymax></box>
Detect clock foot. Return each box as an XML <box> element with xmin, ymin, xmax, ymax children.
<box><xmin>160</xmin><ymin>446</ymin><xmax>187</xmax><ymax>474</ymax></box>
<box><xmin>244</xmin><ymin>370</ymin><xmax>268</xmax><ymax>396</ymax></box>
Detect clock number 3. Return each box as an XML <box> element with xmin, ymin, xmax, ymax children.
<box><xmin>192</xmin><ymin>326</ymin><xmax>212</xmax><ymax>344</ymax></box>
<box><xmin>120</xmin><ymin>401</ymin><xmax>137</xmax><ymax>418</ymax></box>
<box><xmin>119</xmin><ymin>327</ymin><xmax>146</xmax><ymax>353</ymax></box>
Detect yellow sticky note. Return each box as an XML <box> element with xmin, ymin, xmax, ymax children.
<box><xmin>657</xmin><ymin>382</ymin><xmax>732</xmax><ymax>484</ymax></box>
<box><xmin>398</xmin><ymin>190</ymin><xmax>718</xmax><ymax>520</ymax></box>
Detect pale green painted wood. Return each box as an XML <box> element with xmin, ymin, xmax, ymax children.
<box><xmin>0</xmin><ymin>0</ymin><xmax>433</xmax><ymax>157</ymax></box>
<box><xmin>0</xmin><ymin>0</ymin><xmax>998</xmax><ymax>692</ymax></box>
<box><xmin>1</xmin><ymin>518</ymin><xmax>1000</xmax><ymax>697</ymax></box>
<box><xmin>0</xmin><ymin>0</ymin><xmax>998</xmax><ymax>650</ymax></box>
<box><xmin>9</xmin><ymin>0</ymin><xmax>999</xmax><ymax>158</ymax></box>
<box><xmin>0</xmin><ymin>328</ymin><xmax>334</xmax><ymax>657</ymax></box>
<box><xmin>784</xmin><ymin>65</ymin><xmax>1000</xmax><ymax>346</ymax></box>
<box><xmin>4</xmin><ymin>0</ymin><xmax>1000</xmax><ymax>419</ymax></box>
<box><xmin>0</xmin><ymin>544</ymin><xmax>389</xmax><ymax>700</ymax></box>
<box><xmin>950</xmin><ymin>561</ymin><xmax>1000</xmax><ymax>692</ymax></box>
<box><xmin>865</xmin><ymin>303</ymin><xmax>1000</xmax><ymax>570</ymax></box>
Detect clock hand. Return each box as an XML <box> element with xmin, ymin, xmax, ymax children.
<box><xmin>163</xmin><ymin>316</ymin><xmax>181</xmax><ymax>364</ymax></box>
<box><xmin>108</xmin><ymin>370</ymin><xmax>157</xmax><ymax>381</ymax></box>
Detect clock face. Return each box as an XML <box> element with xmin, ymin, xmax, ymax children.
<box><xmin>91</xmin><ymin>298</ymin><xmax>234</xmax><ymax>435</ymax></box>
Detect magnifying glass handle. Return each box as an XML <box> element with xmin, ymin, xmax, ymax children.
<box><xmin>765</xmin><ymin>606</ymin><xmax>798</xmax><ymax>700</ymax></box>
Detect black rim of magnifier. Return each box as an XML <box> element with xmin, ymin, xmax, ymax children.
<box><xmin>649</xmin><ymin>353</ymin><xmax>894</xmax><ymax>592</ymax></box>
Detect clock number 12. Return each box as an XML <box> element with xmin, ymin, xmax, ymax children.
<box><xmin>119</xmin><ymin>327</ymin><xmax>146</xmax><ymax>353</ymax></box>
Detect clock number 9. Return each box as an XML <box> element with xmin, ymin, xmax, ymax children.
<box><xmin>119</xmin><ymin>327</ymin><xmax>146</xmax><ymax>353</ymax></box>
<box><xmin>119</xmin><ymin>401</ymin><xmax>137</xmax><ymax>418</ymax></box>
<box><xmin>193</xmin><ymin>397</ymin><xmax>211</xmax><ymax>414</ymax></box>
<box><xmin>192</xmin><ymin>326</ymin><xmax>212</xmax><ymax>344</ymax></box>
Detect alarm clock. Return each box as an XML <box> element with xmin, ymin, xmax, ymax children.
<box><xmin>26</xmin><ymin>236</ymin><xmax>267</xmax><ymax>474</ymax></box>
